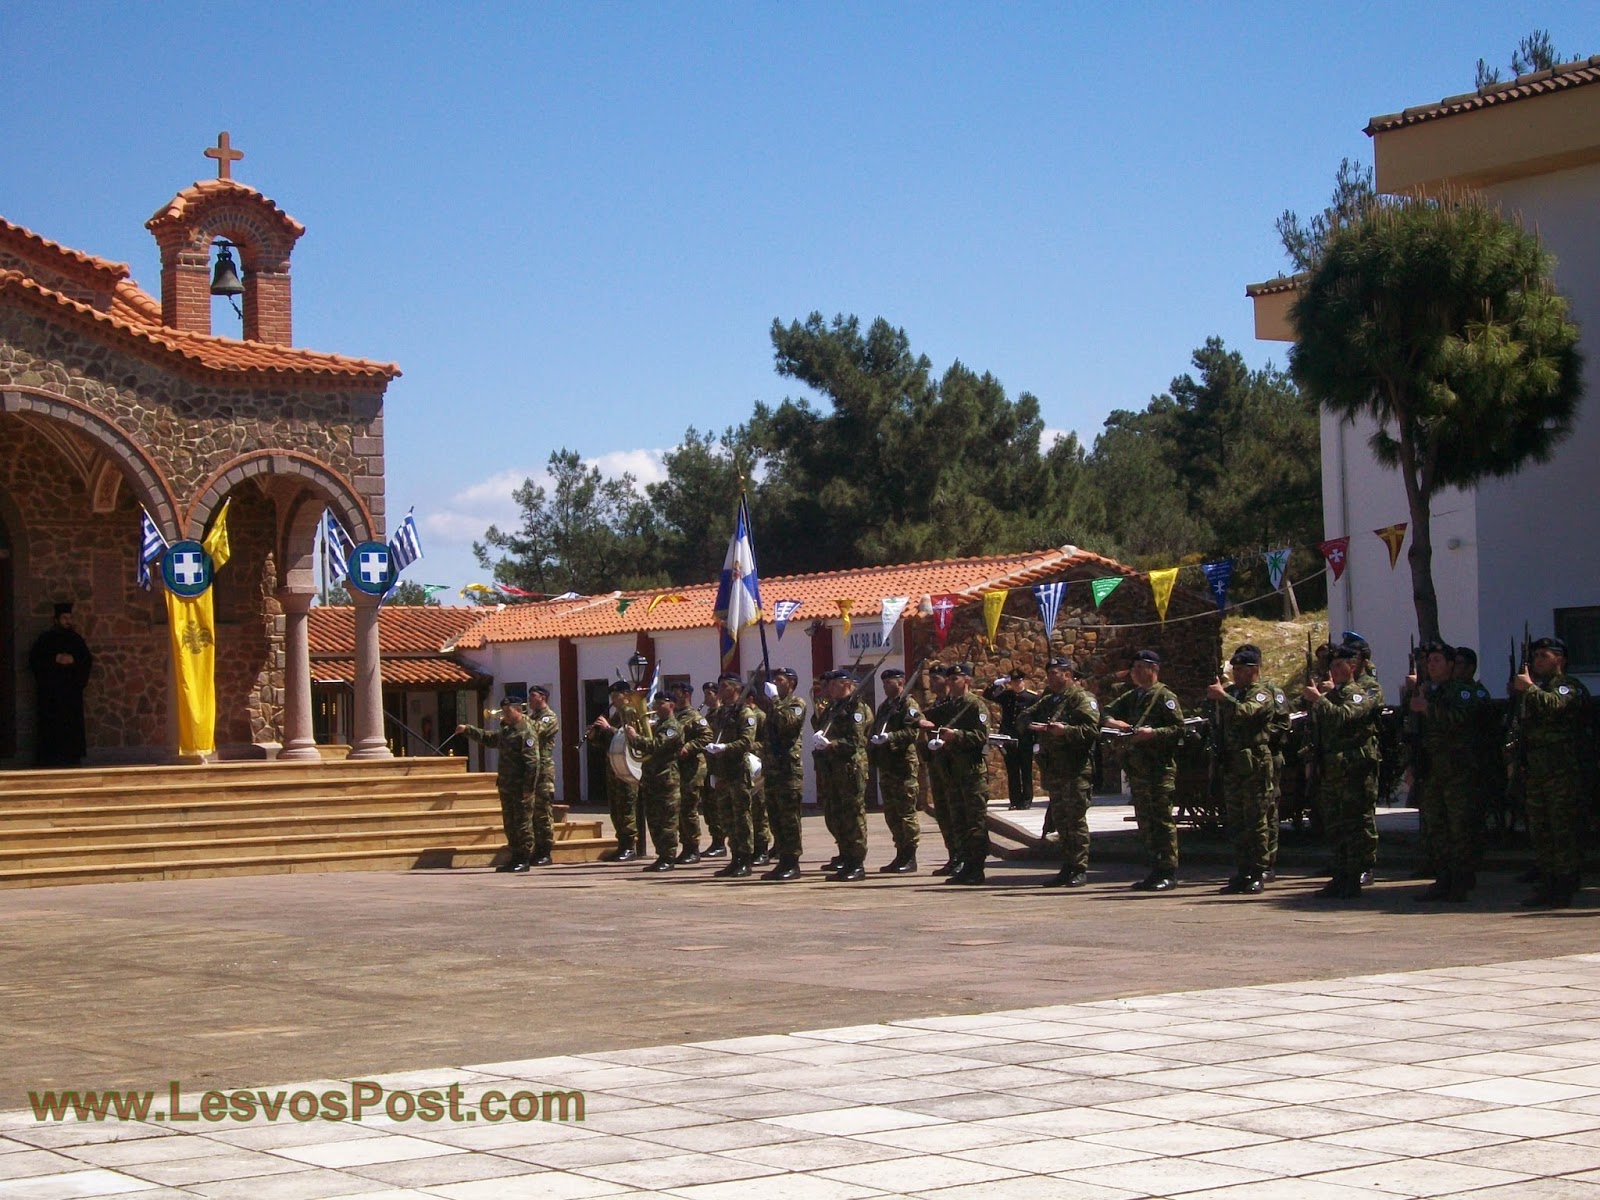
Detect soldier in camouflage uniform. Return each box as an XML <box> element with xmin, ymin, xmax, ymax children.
<box><xmin>705</xmin><ymin>672</ymin><xmax>761</xmax><ymax>878</ymax></box>
<box><xmin>926</xmin><ymin>664</ymin><xmax>992</xmax><ymax>885</ymax></box>
<box><xmin>587</xmin><ymin>680</ymin><xmax>643</xmax><ymax>861</ymax></box>
<box><xmin>1102</xmin><ymin>649</ymin><xmax>1186</xmax><ymax>890</ymax></box>
<box><xmin>1407</xmin><ymin>642</ymin><xmax>1481</xmax><ymax>903</ymax></box>
<box><xmin>525</xmin><ymin>686</ymin><xmax>560</xmax><ymax>865</ymax></box>
<box><xmin>457</xmin><ymin>694</ymin><xmax>541</xmax><ymax>873</ymax></box>
<box><xmin>757</xmin><ymin>667</ymin><xmax>807</xmax><ymax>880</ymax></box>
<box><xmin>667</xmin><ymin>682</ymin><xmax>710</xmax><ymax>863</ymax></box>
<box><xmin>1511</xmin><ymin>636</ymin><xmax>1593</xmax><ymax>908</ymax></box>
<box><xmin>627</xmin><ymin>690</ymin><xmax>684</xmax><ymax>871</ymax></box>
<box><xmin>919</xmin><ymin>666</ymin><xmax>960</xmax><ymax>875</ymax></box>
<box><xmin>868</xmin><ymin>667</ymin><xmax>924</xmax><ymax>873</ymax></box>
<box><xmin>749</xmin><ymin>699</ymin><xmax>773</xmax><ymax>865</ymax></box>
<box><xmin>813</xmin><ymin>670</ymin><xmax>872</xmax><ymax>881</ymax></box>
<box><xmin>1207</xmin><ymin>645</ymin><xmax>1285</xmax><ymax>895</ymax></box>
<box><xmin>1021</xmin><ymin>656</ymin><xmax>1101</xmax><ymax>888</ymax></box>
<box><xmin>699</xmin><ymin>683</ymin><xmax>728</xmax><ymax>857</ymax></box>
<box><xmin>1345</xmin><ymin>633</ymin><xmax>1384</xmax><ymax>881</ymax></box>
<box><xmin>1453</xmin><ymin>648</ymin><xmax>1502</xmax><ymax>838</ymax></box>
<box><xmin>1303</xmin><ymin>643</ymin><xmax>1383</xmax><ymax>899</ymax></box>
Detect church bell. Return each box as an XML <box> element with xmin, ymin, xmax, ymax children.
<box><xmin>209</xmin><ymin>244</ymin><xmax>245</xmax><ymax>298</ymax></box>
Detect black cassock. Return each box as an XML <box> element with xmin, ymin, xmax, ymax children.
<box><xmin>29</xmin><ymin>625</ymin><xmax>93</xmax><ymax>766</ymax></box>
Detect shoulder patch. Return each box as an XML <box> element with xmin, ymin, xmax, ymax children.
<box><xmin>1089</xmin><ymin>699</ymin><xmax>1099</xmax><ymax>712</ymax></box>
<box><xmin>853</xmin><ymin>711</ymin><xmax>864</xmax><ymax>723</ymax></box>
<box><xmin>746</xmin><ymin>715</ymin><xmax>757</xmax><ymax>726</ymax></box>
<box><xmin>524</xmin><ymin>736</ymin><xmax>536</xmax><ymax>748</ymax></box>
<box><xmin>1558</xmin><ymin>685</ymin><xmax>1572</xmax><ymax>696</ymax></box>
<box><xmin>1274</xmin><ymin>692</ymin><xmax>1285</xmax><ymax>704</ymax></box>
<box><xmin>1164</xmin><ymin>698</ymin><xmax>1176</xmax><ymax>710</ymax></box>
<box><xmin>1352</xmin><ymin>694</ymin><xmax>1365</xmax><ymax>704</ymax></box>
<box><xmin>979</xmin><ymin>710</ymin><xmax>988</xmax><ymax>723</ymax></box>
<box><xmin>1254</xmin><ymin>692</ymin><xmax>1267</xmax><ymax>703</ymax></box>
<box><xmin>1460</xmin><ymin>689</ymin><xmax>1472</xmax><ymax>701</ymax></box>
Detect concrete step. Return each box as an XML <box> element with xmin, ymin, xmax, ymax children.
<box><xmin>0</xmin><ymin>837</ymin><xmax>616</xmax><ymax>889</ymax></box>
<box><xmin>0</xmin><ymin>757</ymin><xmax>473</xmax><ymax>796</ymax></box>
<box><xmin>0</xmin><ymin>790</ymin><xmax>566</xmax><ymax>826</ymax></box>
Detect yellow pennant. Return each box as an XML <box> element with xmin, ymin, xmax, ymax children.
<box><xmin>647</xmin><ymin>593</ymin><xmax>685</xmax><ymax>615</ymax></box>
<box><xmin>1149</xmin><ymin>567</ymin><xmax>1179</xmax><ymax>621</ymax></box>
<box><xmin>838</xmin><ymin>598</ymin><xmax>853</xmax><ymax>635</ymax></box>
<box><xmin>203</xmin><ymin>498</ymin><xmax>231</xmax><ymax>572</ymax></box>
<box><xmin>165</xmin><ymin>588</ymin><xmax>217</xmax><ymax>757</ymax></box>
<box><xmin>983</xmin><ymin>590</ymin><xmax>1006</xmax><ymax>647</ymax></box>
<box><xmin>1373</xmin><ymin>522</ymin><xmax>1407</xmax><ymax>569</ymax></box>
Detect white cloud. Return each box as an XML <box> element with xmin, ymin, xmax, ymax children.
<box><xmin>589</xmin><ymin>447</ymin><xmax>667</xmax><ymax>485</ymax></box>
<box><xmin>426</xmin><ymin>449</ymin><xmax>668</xmax><ymax>544</ymax></box>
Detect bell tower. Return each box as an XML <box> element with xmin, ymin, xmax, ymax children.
<box><xmin>146</xmin><ymin>132</ymin><xmax>305</xmax><ymax>344</ymax></box>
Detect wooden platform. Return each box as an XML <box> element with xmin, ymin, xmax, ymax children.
<box><xmin>0</xmin><ymin>757</ymin><xmax>609</xmax><ymax>889</ymax></box>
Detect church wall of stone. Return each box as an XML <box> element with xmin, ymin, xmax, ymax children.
<box><xmin>210</xmin><ymin>481</ymin><xmax>283</xmax><ymax>749</ymax></box>
<box><xmin>1</xmin><ymin>417</ymin><xmax>170</xmax><ymax>760</ymax></box>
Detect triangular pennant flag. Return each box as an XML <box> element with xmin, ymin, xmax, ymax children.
<box><xmin>931</xmin><ymin>594</ymin><xmax>959</xmax><ymax>649</ymax></box>
<box><xmin>1317</xmin><ymin>537</ymin><xmax>1351</xmax><ymax>583</ymax></box>
<box><xmin>1032</xmin><ymin>582</ymin><xmax>1066</xmax><ymax>636</ymax></box>
<box><xmin>773</xmin><ymin>599</ymin><xmax>802</xmax><ymax>639</ymax></box>
<box><xmin>421</xmin><ymin>584</ymin><xmax>450</xmax><ymax>599</ymax></box>
<box><xmin>616</xmin><ymin>597</ymin><xmax>633</xmax><ymax>615</ymax></box>
<box><xmin>1262</xmin><ymin>547</ymin><xmax>1291</xmax><ymax>591</ymax></box>
<box><xmin>646</xmin><ymin>593</ymin><xmax>686</xmax><ymax>615</ymax></box>
<box><xmin>1148</xmin><ymin>567</ymin><xmax>1179</xmax><ymax>622</ymax></box>
<box><xmin>838</xmin><ymin>598</ymin><xmax>853</xmax><ymax>636</ymax></box>
<box><xmin>983</xmin><ymin>590</ymin><xmax>1006</xmax><ymax>648</ymax></box>
<box><xmin>1201</xmin><ymin>559</ymin><xmax>1234</xmax><ymax>613</ymax></box>
<box><xmin>1090</xmin><ymin>577</ymin><xmax>1122</xmax><ymax>608</ymax></box>
<box><xmin>880</xmin><ymin>596</ymin><xmax>909</xmax><ymax>644</ymax></box>
<box><xmin>1373</xmin><ymin>523</ymin><xmax>1407</xmax><ymax>569</ymax></box>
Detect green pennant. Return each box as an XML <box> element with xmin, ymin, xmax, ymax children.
<box><xmin>1089</xmin><ymin>577</ymin><xmax>1122</xmax><ymax>608</ymax></box>
<box><xmin>616</xmin><ymin>598</ymin><xmax>633</xmax><ymax>614</ymax></box>
<box><xmin>421</xmin><ymin>584</ymin><xmax>450</xmax><ymax>599</ymax></box>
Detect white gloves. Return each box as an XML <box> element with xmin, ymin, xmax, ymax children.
<box><xmin>763</xmin><ymin>681</ymin><xmax>779</xmax><ymax>699</ymax></box>
<box><xmin>869</xmin><ymin>733</ymin><xmax>888</xmax><ymax>746</ymax></box>
<box><xmin>706</xmin><ymin>742</ymin><xmax>726</xmax><ymax>755</ymax></box>
<box><xmin>811</xmin><ymin>731</ymin><xmax>832</xmax><ymax>750</ymax></box>
<box><xmin>928</xmin><ymin>736</ymin><xmax>945</xmax><ymax>751</ymax></box>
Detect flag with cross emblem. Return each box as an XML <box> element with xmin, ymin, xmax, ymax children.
<box><xmin>349</xmin><ymin>542</ymin><xmax>395</xmax><ymax>596</ymax></box>
<box><xmin>162</xmin><ymin>499</ymin><xmax>232</xmax><ymax>756</ymax></box>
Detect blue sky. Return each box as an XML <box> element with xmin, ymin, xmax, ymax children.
<box><xmin>4</xmin><ymin>3</ymin><xmax>1590</xmax><ymax>597</ymax></box>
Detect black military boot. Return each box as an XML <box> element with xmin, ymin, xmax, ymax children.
<box><xmin>1414</xmin><ymin>872</ymin><xmax>1452</xmax><ymax>902</ymax></box>
<box><xmin>1243</xmin><ymin>873</ymin><xmax>1265</xmax><ymax>894</ymax></box>
<box><xmin>529</xmin><ymin>851</ymin><xmax>552</xmax><ymax>867</ymax></box>
<box><xmin>1042</xmin><ymin>866</ymin><xmax>1075</xmax><ymax>888</ymax></box>
<box><xmin>1219</xmin><ymin>874</ymin><xmax>1250</xmax><ymax>895</ymax></box>
<box><xmin>728</xmin><ymin>855</ymin><xmax>752</xmax><ymax>878</ymax></box>
<box><xmin>821</xmin><ymin>854</ymin><xmax>844</xmax><ymax>873</ymax></box>
<box><xmin>643</xmin><ymin>856</ymin><xmax>675</xmax><ymax>872</ymax></box>
<box><xmin>951</xmin><ymin>862</ymin><xmax>986</xmax><ymax>885</ymax></box>
<box><xmin>882</xmin><ymin>851</ymin><xmax>917</xmax><ymax>875</ymax></box>
<box><xmin>762</xmin><ymin>855</ymin><xmax>800</xmax><ymax>881</ymax></box>
<box><xmin>674</xmin><ymin>846</ymin><xmax>700</xmax><ymax>865</ymax></box>
<box><xmin>1550</xmin><ymin>873</ymin><xmax>1581</xmax><ymax>908</ymax></box>
<box><xmin>932</xmin><ymin>858</ymin><xmax>958</xmax><ymax>876</ymax></box>
<box><xmin>1315</xmin><ymin>873</ymin><xmax>1348</xmax><ymax>899</ymax></box>
<box><xmin>878</xmin><ymin>850</ymin><xmax>907</xmax><ymax>873</ymax></box>
<box><xmin>752</xmin><ymin>842</ymin><xmax>772</xmax><ymax>867</ymax></box>
<box><xmin>713</xmin><ymin>856</ymin><xmax>742</xmax><ymax>878</ymax></box>
<box><xmin>703</xmin><ymin>839</ymin><xmax>728</xmax><ymax>859</ymax></box>
<box><xmin>831</xmin><ymin>858</ymin><xmax>866</xmax><ymax>882</ymax></box>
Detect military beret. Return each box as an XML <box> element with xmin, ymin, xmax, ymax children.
<box><xmin>880</xmin><ymin>667</ymin><xmax>905</xmax><ymax>680</ymax></box>
<box><xmin>528</xmin><ymin>684</ymin><xmax>550</xmax><ymax>698</ymax></box>
<box><xmin>668</xmin><ymin>680</ymin><xmax>693</xmax><ymax>694</ymax></box>
<box><xmin>1341</xmin><ymin>631</ymin><xmax>1370</xmax><ymax>654</ymax></box>
<box><xmin>1132</xmin><ymin>649</ymin><xmax>1162</xmax><ymax>666</ymax></box>
<box><xmin>717</xmin><ymin>672</ymin><xmax>743</xmax><ymax>685</ymax></box>
<box><xmin>1229</xmin><ymin>645</ymin><xmax>1262</xmax><ymax>666</ymax></box>
<box><xmin>1417</xmin><ymin>640</ymin><xmax>1455</xmax><ymax>660</ymax></box>
<box><xmin>1330</xmin><ymin>644</ymin><xmax>1360</xmax><ymax>661</ymax></box>
<box><xmin>1455</xmin><ymin>646</ymin><xmax>1478</xmax><ymax>665</ymax></box>
<box><xmin>501</xmin><ymin>691</ymin><xmax>526</xmax><ymax>707</ymax></box>
<box><xmin>775</xmin><ymin>666</ymin><xmax>798</xmax><ymax>681</ymax></box>
<box><xmin>608</xmin><ymin>679</ymin><xmax>632</xmax><ymax>694</ymax></box>
<box><xmin>54</xmin><ymin>602</ymin><xmax>73</xmax><ymax>616</ymax></box>
<box><xmin>952</xmin><ymin>663</ymin><xmax>974</xmax><ymax>677</ymax></box>
<box><xmin>1531</xmin><ymin>637</ymin><xmax>1568</xmax><ymax>656</ymax></box>
<box><xmin>1046</xmin><ymin>656</ymin><xmax>1077</xmax><ymax>674</ymax></box>
<box><xmin>1008</xmin><ymin>667</ymin><xmax>1028</xmax><ymax>679</ymax></box>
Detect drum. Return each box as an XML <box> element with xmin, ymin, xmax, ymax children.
<box><xmin>607</xmin><ymin>728</ymin><xmax>644</xmax><ymax>783</ymax></box>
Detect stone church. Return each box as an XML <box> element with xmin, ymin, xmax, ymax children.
<box><xmin>1</xmin><ymin>136</ymin><xmax>397</xmax><ymax>764</ymax></box>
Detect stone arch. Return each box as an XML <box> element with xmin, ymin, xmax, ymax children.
<box><xmin>187</xmin><ymin>451</ymin><xmax>371</xmax><ymax>540</ymax></box>
<box><xmin>0</xmin><ymin>387</ymin><xmax>179</xmax><ymax>537</ymax></box>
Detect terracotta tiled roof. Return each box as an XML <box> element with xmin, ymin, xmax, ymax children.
<box><xmin>1244</xmin><ymin>274</ymin><xmax>1304</xmax><ymax>298</ymax></box>
<box><xmin>310</xmin><ymin>657</ymin><xmax>487</xmax><ymax>688</ymax></box>
<box><xmin>109</xmin><ymin>279</ymin><xmax>162</xmax><ymax>324</ymax></box>
<box><xmin>0</xmin><ymin>216</ymin><xmax>131</xmax><ymax>288</ymax></box>
<box><xmin>308</xmin><ymin>606</ymin><xmax>489</xmax><ymax>656</ymax></box>
<box><xmin>146</xmin><ymin>179</ymin><xmax>307</xmax><ymax>238</ymax></box>
<box><xmin>0</xmin><ymin>269</ymin><xmax>400</xmax><ymax>383</ymax></box>
<box><xmin>456</xmin><ymin>546</ymin><xmax>1135</xmax><ymax>649</ymax></box>
<box><xmin>1366</xmin><ymin>54</ymin><xmax>1600</xmax><ymax>134</ymax></box>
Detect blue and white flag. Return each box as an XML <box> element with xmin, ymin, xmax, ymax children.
<box><xmin>711</xmin><ymin>496</ymin><xmax>763</xmax><ymax>667</ymax></box>
<box><xmin>1032</xmin><ymin>582</ymin><xmax>1066</xmax><ymax>637</ymax></box>
<box><xmin>773</xmin><ymin>599</ymin><xmax>803</xmax><ymax>639</ymax></box>
<box><xmin>1201</xmin><ymin>558</ymin><xmax>1235</xmax><ymax>612</ymax></box>
<box><xmin>136</xmin><ymin>508</ymin><xmax>168</xmax><ymax>591</ymax></box>
<box><xmin>323</xmin><ymin>510</ymin><xmax>353</xmax><ymax>583</ymax></box>
<box><xmin>388</xmin><ymin>507</ymin><xmax>424</xmax><ymax>575</ymax></box>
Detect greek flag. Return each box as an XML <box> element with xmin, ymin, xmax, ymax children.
<box><xmin>388</xmin><ymin>508</ymin><xmax>424</xmax><ymax>575</ymax></box>
<box><xmin>323</xmin><ymin>510</ymin><xmax>353</xmax><ymax>583</ymax></box>
<box><xmin>1032</xmin><ymin>581</ymin><xmax>1066</xmax><ymax>636</ymax></box>
<box><xmin>712</xmin><ymin>496</ymin><xmax>763</xmax><ymax>667</ymax></box>
<box><xmin>136</xmin><ymin>508</ymin><xmax>168</xmax><ymax>591</ymax></box>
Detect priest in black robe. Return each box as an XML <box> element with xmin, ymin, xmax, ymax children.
<box><xmin>29</xmin><ymin>602</ymin><xmax>93</xmax><ymax>767</ymax></box>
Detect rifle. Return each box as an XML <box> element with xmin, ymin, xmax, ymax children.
<box><xmin>1505</xmin><ymin>623</ymin><xmax>1532</xmax><ymax>817</ymax></box>
<box><xmin>1301</xmin><ymin>629</ymin><xmax>1323</xmax><ymax>807</ymax></box>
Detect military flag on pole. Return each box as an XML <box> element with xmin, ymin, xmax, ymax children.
<box><xmin>1032</xmin><ymin>582</ymin><xmax>1065</xmax><ymax>636</ymax></box>
<box><xmin>712</xmin><ymin>496</ymin><xmax>763</xmax><ymax>668</ymax></box>
<box><xmin>136</xmin><ymin>508</ymin><xmax>168</xmax><ymax>591</ymax></box>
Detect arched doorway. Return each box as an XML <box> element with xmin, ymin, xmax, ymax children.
<box><xmin>0</xmin><ymin>513</ymin><xmax>13</xmax><ymax>760</ymax></box>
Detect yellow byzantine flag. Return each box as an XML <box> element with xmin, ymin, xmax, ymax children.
<box><xmin>1148</xmin><ymin>567</ymin><xmax>1179</xmax><ymax>621</ymax></box>
<box><xmin>837</xmin><ymin>598</ymin><xmax>854</xmax><ymax>635</ymax></box>
<box><xmin>983</xmin><ymin>590</ymin><xmax>1007</xmax><ymax>647</ymax></box>
<box><xmin>164</xmin><ymin>499</ymin><xmax>231</xmax><ymax>756</ymax></box>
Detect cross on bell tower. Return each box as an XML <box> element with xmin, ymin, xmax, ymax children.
<box><xmin>203</xmin><ymin>132</ymin><xmax>244</xmax><ymax>180</ymax></box>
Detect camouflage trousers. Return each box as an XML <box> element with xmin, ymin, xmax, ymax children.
<box><xmin>949</xmin><ymin>761</ymin><xmax>990</xmax><ymax>866</ymax></box>
<box><xmin>752</xmin><ymin>778</ymin><xmax>771</xmax><ymax>852</ymax></box>
<box><xmin>641</xmin><ymin>774</ymin><xmax>680</xmax><ymax>859</ymax></box>
<box><xmin>711</xmin><ymin>773</ymin><xmax>754</xmax><ymax>859</ymax></box>
<box><xmin>1127</xmin><ymin>761</ymin><xmax>1178</xmax><ymax>875</ymax></box>
<box><xmin>1421</xmin><ymin>764</ymin><xmax>1481</xmax><ymax>878</ymax></box>
<box><xmin>607</xmin><ymin>775</ymin><xmax>638</xmax><ymax>850</ymax></box>
<box><xmin>879</xmin><ymin>765</ymin><xmax>920</xmax><ymax>855</ymax></box>
<box><xmin>1526</xmin><ymin>751</ymin><xmax>1584</xmax><ymax>877</ymax></box>
<box><xmin>925</xmin><ymin>760</ymin><xmax>955</xmax><ymax>856</ymax></box>
<box><xmin>1322</xmin><ymin>751</ymin><xmax>1378</xmax><ymax>876</ymax></box>
<box><xmin>677</xmin><ymin>763</ymin><xmax>705</xmax><ymax>848</ymax></box>
<box><xmin>765</xmin><ymin>771</ymin><xmax>804</xmax><ymax>860</ymax></box>
<box><xmin>1223</xmin><ymin>750</ymin><xmax>1272</xmax><ymax>877</ymax></box>
<box><xmin>498</xmin><ymin>784</ymin><xmax>536</xmax><ymax>862</ymax></box>
<box><xmin>1042</xmin><ymin>764</ymin><xmax>1092</xmax><ymax>873</ymax></box>
<box><xmin>532</xmin><ymin>780</ymin><xmax>555</xmax><ymax>858</ymax></box>
<box><xmin>817</xmin><ymin>755</ymin><xmax>868</xmax><ymax>862</ymax></box>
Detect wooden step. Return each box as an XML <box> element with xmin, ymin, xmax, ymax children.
<box><xmin>0</xmin><ymin>837</ymin><xmax>616</xmax><ymax>889</ymax></box>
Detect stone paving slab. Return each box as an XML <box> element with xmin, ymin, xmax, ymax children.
<box><xmin>8</xmin><ymin>955</ymin><xmax>1600</xmax><ymax>1197</ymax></box>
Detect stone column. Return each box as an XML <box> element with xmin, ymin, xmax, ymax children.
<box><xmin>276</xmin><ymin>589</ymin><xmax>319</xmax><ymax>762</ymax></box>
<box><xmin>347</xmin><ymin>588</ymin><xmax>392</xmax><ymax>760</ymax></box>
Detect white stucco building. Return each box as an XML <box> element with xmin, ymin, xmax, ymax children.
<box><xmin>1249</xmin><ymin>56</ymin><xmax>1600</xmax><ymax>696</ymax></box>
